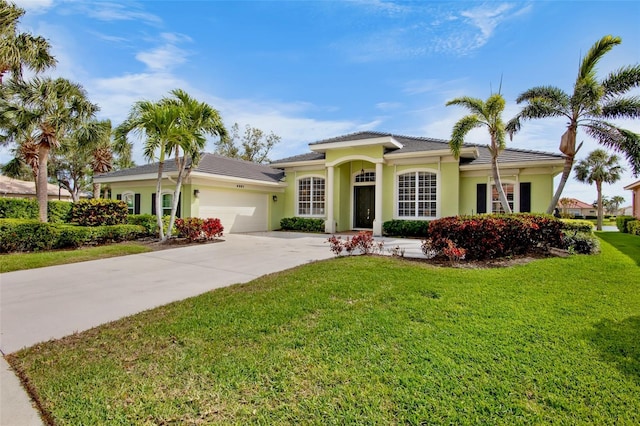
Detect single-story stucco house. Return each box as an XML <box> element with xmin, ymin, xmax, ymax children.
<box><xmin>0</xmin><ymin>175</ymin><xmax>74</xmax><ymax>201</ymax></box>
<box><xmin>94</xmin><ymin>131</ymin><xmax>565</xmax><ymax>236</ymax></box>
<box><xmin>624</xmin><ymin>180</ymin><xmax>640</xmax><ymax>218</ymax></box>
<box><xmin>556</xmin><ymin>198</ymin><xmax>597</xmax><ymax>218</ymax></box>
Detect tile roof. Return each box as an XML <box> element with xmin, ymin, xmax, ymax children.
<box><xmin>558</xmin><ymin>198</ymin><xmax>594</xmax><ymax>209</ymax></box>
<box><xmin>0</xmin><ymin>175</ymin><xmax>73</xmax><ymax>198</ymax></box>
<box><xmin>273</xmin><ymin>131</ymin><xmax>563</xmax><ymax>165</ymax></box>
<box><xmin>96</xmin><ymin>153</ymin><xmax>285</xmax><ymax>183</ymax></box>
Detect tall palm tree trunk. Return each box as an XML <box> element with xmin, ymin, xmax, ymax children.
<box><xmin>596</xmin><ymin>181</ymin><xmax>603</xmax><ymax>231</ymax></box>
<box><xmin>93</xmin><ymin>182</ymin><xmax>101</xmax><ymax>199</ymax></box>
<box><xmin>36</xmin><ymin>145</ymin><xmax>49</xmax><ymax>222</ymax></box>
<box><xmin>547</xmin><ymin>154</ymin><xmax>575</xmax><ymax>214</ymax></box>
<box><xmin>492</xmin><ymin>158</ymin><xmax>511</xmax><ymax>213</ymax></box>
<box><xmin>156</xmin><ymin>161</ymin><xmax>165</xmax><ymax>241</ymax></box>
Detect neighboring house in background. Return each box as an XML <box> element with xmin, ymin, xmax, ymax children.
<box><xmin>557</xmin><ymin>198</ymin><xmax>597</xmax><ymax>218</ymax></box>
<box><xmin>624</xmin><ymin>180</ymin><xmax>640</xmax><ymax>218</ymax></box>
<box><xmin>617</xmin><ymin>205</ymin><xmax>633</xmax><ymax>216</ymax></box>
<box><xmin>0</xmin><ymin>175</ymin><xmax>73</xmax><ymax>201</ymax></box>
<box><xmin>94</xmin><ymin>131</ymin><xmax>565</xmax><ymax>235</ymax></box>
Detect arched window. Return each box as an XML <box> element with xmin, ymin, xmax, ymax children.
<box><xmin>122</xmin><ymin>192</ymin><xmax>136</xmax><ymax>215</ymax></box>
<box><xmin>297</xmin><ymin>176</ymin><xmax>325</xmax><ymax>216</ymax></box>
<box><xmin>397</xmin><ymin>171</ymin><xmax>437</xmax><ymax>218</ymax></box>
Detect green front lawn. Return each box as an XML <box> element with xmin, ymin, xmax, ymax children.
<box><xmin>0</xmin><ymin>243</ymin><xmax>153</xmax><ymax>273</ymax></box>
<box><xmin>8</xmin><ymin>234</ymin><xmax>640</xmax><ymax>425</ymax></box>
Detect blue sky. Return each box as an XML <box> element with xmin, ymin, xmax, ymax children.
<box><xmin>7</xmin><ymin>0</ymin><xmax>640</xmax><ymax>204</ymax></box>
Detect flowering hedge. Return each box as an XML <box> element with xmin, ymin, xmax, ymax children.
<box><xmin>425</xmin><ymin>214</ymin><xmax>564</xmax><ymax>260</ymax></box>
<box><xmin>175</xmin><ymin>217</ymin><xmax>224</xmax><ymax>242</ymax></box>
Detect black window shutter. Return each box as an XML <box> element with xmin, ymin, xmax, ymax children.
<box><xmin>520</xmin><ymin>183</ymin><xmax>531</xmax><ymax>213</ymax></box>
<box><xmin>134</xmin><ymin>193</ymin><xmax>141</xmax><ymax>214</ymax></box>
<box><xmin>176</xmin><ymin>193</ymin><xmax>181</xmax><ymax>218</ymax></box>
<box><xmin>116</xmin><ymin>194</ymin><xmax>122</xmax><ymax>200</ymax></box>
<box><xmin>151</xmin><ymin>193</ymin><xmax>156</xmax><ymax>215</ymax></box>
<box><xmin>476</xmin><ymin>184</ymin><xmax>487</xmax><ymax>214</ymax></box>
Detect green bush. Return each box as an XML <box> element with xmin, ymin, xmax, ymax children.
<box><xmin>616</xmin><ymin>216</ymin><xmax>635</xmax><ymax>233</ymax></box>
<box><xmin>627</xmin><ymin>220</ymin><xmax>640</xmax><ymax>236</ymax></box>
<box><xmin>128</xmin><ymin>214</ymin><xmax>158</xmax><ymax>237</ymax></box>
<box><xmin>562</xmin><ymin>232</ymin><xmax>601</xmax><ymax>254</ymax></box>
<box><xmin>279</xmin><ymin>217</ymin><xmax>325</xmax><ymax>233</ymax></box>
<box><xmin>383</xmin><ymin>220</ymin><xmax>429</xmax><ymax>237</ymax></box>
<box><xmin>560</xmin><ymin>219</ymin><xmax>594</xmax><ymax>234</ymax></box>
<box><xmin>71</xmin><ymin>199</ymin><xmax>128</xmax><ymax>226</ymax></box>
<box><xmin>0</xmin><ymin>219</ymin><xmax>145</xmax><ymax>252</ymax></box>
<box><xmin>0</xmin><ymin>219</ymin><xmax>60</xmax><ymax>252</ymax></box>
<box><xmin>0</xmin><ymin>198</ymin><xmax>72</xmax><ymax>222</ymax></box>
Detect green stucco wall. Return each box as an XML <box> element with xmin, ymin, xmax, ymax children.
<box><xmin>108</xmin><ymin>180</ymin><xmax>194</xmax><ymax>218</ymax></box>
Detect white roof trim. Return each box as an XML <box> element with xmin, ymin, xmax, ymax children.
<box><xmin>188</xmin><ymin>171</ymin><xmax>286</xmax><ymax>187</ymax></box>
<box><xmin>268</xmin><ymin>159</ymin><xmax>325</xmax><ymax>168</ymax></box>
<box><xmin>310</xmin><ymin>136</ymin><xmax>403</xmax><ymax>152</ymax></box>
<box><xmin>459</xmin><ymin>159</ymin><xmax>565</xmax><ymax>171</ymax></box>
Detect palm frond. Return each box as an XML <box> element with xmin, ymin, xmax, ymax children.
<box><xmin>449</xmin><ymin>115</ymin><xmax>482</xmax><ymax>159</ymax></box>
<box><xmin>446</xmin><ymin>96</ymin><xmax>485</xmax><ymax>116</ymax></box>
<box><xmin>583</xmin><ymin>121</ymin><xmax>640</xmax><ymax>175</ymax></box>
<box><xmin>600</xmin><ymin>96</ymin><xmax>640</xmax><ymax>120</ymax></box>
<box><xmin>602</xmin><ymin>65</ymin><xmax>640</xmax><ymax>98</ymax></box>
<box><xmin>578</xmin><ymin>35</ymin><xmax>621</xmax><ymax>82</ymax></box>
<box><xmin>515</xmin><ymin>86</ymin><xmax>570</xmax><ymax>107</ymax></box>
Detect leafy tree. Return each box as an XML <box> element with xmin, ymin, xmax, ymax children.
<box><xmin>215</xmin><ymin>123</ymin><xmax>280</xmax><ymax>164</ymax></box>
<box><xmin>0</xmin><ymin>77</ymin><xmax>97</xmax><ymax>221</ymax></box>
<box><xmin>574</xmin><ymin>149</ymin><xmax>623</xmax><ymax>230</ymax></box>
<box><xmin>601</xmin><ymin>195</ymin><xmax>625</xmax><ymax>215</ymax></box>
<box><xmin>0</xmin><ymin>0</ymin><xmax>56</xmax><ymax>84</ymax></box>
<box><xmin>116</xmin><ymin>89</ymin><xmax>226</xmax><ymax>242</ymax></box>
<box><xmin>447</xmin><ymin>93</ymin><xmax>511</xmax><ymax>213</ymax></box>
<box><xmin>507</xmin><ymin>35</ymin><xmax>640</xmax><ymax>214</ymax></box>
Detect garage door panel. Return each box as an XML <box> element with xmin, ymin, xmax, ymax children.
<box><xmin>199</xmin><ymin>190</ymin><xmax>268</xmax><ymax>233</ymax></box>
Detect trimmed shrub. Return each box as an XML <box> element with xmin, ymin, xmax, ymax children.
<box><xmin>561</xmin><ymin>219</ymin><xmax>594</xmax><ymax>234</ymax></box>
<box><xmin>0</xmin><ymin>220</ymin><xmax>60</xmax><ymax>252</ymax></box>
<box><xmin>128</xmin><ymin>214</ymin><xmax>158</xmax><ymax>237</ymax></box>
<box><xmin>280</xmin><ymin>217</ymin><xmax>325</xmax><ymax>233</ymax></box>
<box><xmin>71</xmin><ymin>199</ymin><xmax>128</xmax><ymax>226</ymax></box>
<box><xmin>627</xmin><ymin>220</ymin><xmax>640</xmax><ymax>236</ymax></box>
<box><xmin>0</xmin><ymin>198</ymin><xmax>72</xmax><ymax>223</ymax></box>
<box><xmin>562</xmin><ymin>232</ymin><xmax>601</xmax><ymax>254</ymax></box>
<box><xmin>425</xmin><ymin>214</ymin><xmax>564</xmax><ymax>260</ymax></box>
<box><xmin>383</xmin><ymin>220</ymin><xmax>429</xmax><ymax>238</ymax></box>
<box><xmin>0</xmin><ymin>219</ymin><xmax>145</xmax><ymax>252</ymax></box>
<box><xmin>175</xmin><ymin>217</ymin><xmax>224</xmax><ymax>241</ymax></box>
<box><xmin>616</xmin><ymin>216</ymin><xmax>636</xmax><ymax>233</ymax></box>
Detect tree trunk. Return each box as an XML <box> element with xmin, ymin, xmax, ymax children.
<box><xmin>492</xmin><ymin>154</ymin><xmax>512</xmax><ymax>214</ymax></box>
<box><xmin>156</xmin><ymin>161</ymin><xmax>165</xmax><ymax>241</ymax></box>
<box><xmin>93</xmin><ymin>182</ymin><xmax>101</xmax><ymax>199</ymax></box>
<box><xmin>165</xmin><ymin>156</ymin><xmax>189</xmax><ymax>242</ymax></box>
<box><xmin>36</xmin><ymin>145</ymin><xmax>49</xmax><ymax>222</ymax></box>
<box><xmin>546</xmin><ymin>155</ymin><xmax>575</xmax><ymax>215</ymax></box>
<box><xmin>596</xmin><ymin>181</ymin><xmax>603</xmax><ymax>231</ymax></box>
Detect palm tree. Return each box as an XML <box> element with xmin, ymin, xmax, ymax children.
<box><xmin>574</xmin><ymin>149</ymin><xmax>623</xmax><ymax>230</ymax></box>
<box><xmin>162</xmin><ymin>89</ymin><xmax>227</xmax><ymax>239</ymax></box>
<box><xmin>447</xmin><ymin>93</ymin><xmax>512</xmax><ymax>213</ymax></box>
<box><xmin>0</xmin><ymin>0</ymin><xmax>56</xmax><ymax>84</ymax></box>
<box><xmin>507</xmin><ymin>35</ymin><xmax>640</xmax><ymax>214</ymax></box>
<box><xmin>1</xmin><ymin>77</ymin><xmax>97</xmax><ymax>220</ymax></box>
<box><xmin>115</xmin><ymin>98</ymin><xmax>188</xmax><ymax>241</ymax></box>
<box><xmin>609</xmin><ymin>195</ymin><xmax>625</xmax><ymax>215</ymax></box>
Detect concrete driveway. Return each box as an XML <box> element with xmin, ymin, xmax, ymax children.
<box><xmin>0</xmin><ymin>232</ymin><xmax>337</xmax><ymax>425</ymax></box>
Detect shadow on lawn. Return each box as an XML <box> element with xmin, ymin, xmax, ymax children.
<box><xmin>596</xmin><ymin>232</ymin><xmax>640</xmax><ymax>267</ymax></box>
<box><xmin>587</xmin><ymin>316</ymin><xmax>640</xmax><ymax>384</ymax></box>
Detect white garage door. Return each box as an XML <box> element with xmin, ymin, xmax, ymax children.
<box><xmin>199</xmin><ymin>189</ymin><xmax>268</xmax><ymax>233</ymax></box>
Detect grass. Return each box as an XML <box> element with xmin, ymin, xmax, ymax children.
<box><xmin>0</xmin><ymin>243</ymin><xmax>152</xmax><ymax>273</ymax></box>
<box><xmin>8</xmin><ymin>233</ymin><xmax>640</xmax><ymax>425</ymax></box>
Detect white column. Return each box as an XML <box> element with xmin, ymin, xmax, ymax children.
<box><xmin>373</xmin><ymin>162</ymin><xmax>383</xmax><ymax>236</ymax></box>
<box><xmin>325</xmin><ymin>165</ymin><xmax>335</xmax><ymax>233</ymax></box>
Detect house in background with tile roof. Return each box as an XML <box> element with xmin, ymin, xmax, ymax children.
<box><xmin>0</xmin><ymin>175</ymin><xmax>74</xmax><ymax>201</ymax></box>
<box><xmin>556</xmin><ymin>197</ymin><xmax>597</xmax><ymax>218</ymax></box>
<box><xmin>94</xmin><ymin>131</ymin><xmax>565</xmax><ymax>235</ymax></box>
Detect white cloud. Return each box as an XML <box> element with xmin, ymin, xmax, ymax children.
<box><xmin>12</xmin><ymin>0</ymin><xmax>54</xmax><ymax>13</ymax></box>
<box><xmin>80</xmin><ymin>1</ymin><xmax>162</xmax><ymax>25</ymax></box>
<box><xmin>135</xmin><ymin>33</ymin><xmax>192</xmax><ymax>72</ymax></box>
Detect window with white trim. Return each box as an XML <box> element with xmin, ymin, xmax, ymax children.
<box><xmin>397</xmin><ymin>171</ymin><xmax>437</xmax><ymax>218</ymax></box>
<box><xmin>162</xmin><ymin>193</ymin><xmax>173</xmax><ymax>216</ymax></box>
<box><xmin>491</xmin><ymin>183</ymin><xmax>514</xmax><ymax>213</ymax></box>
<box><xmin>122</xmin><ymin>192</ymin><xmax>136</xmax><ymax>215</ymax></box>
<box><xmin>297</xmin><ymin>177</ymin><xmax>325</xmax><ymax>216</ymax></box>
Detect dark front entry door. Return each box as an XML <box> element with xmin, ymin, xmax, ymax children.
<box><xmin>354</xmin><ymin>186</ymin><xmax>375</xmax><ymax>228</ymax></box>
